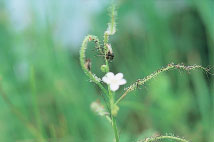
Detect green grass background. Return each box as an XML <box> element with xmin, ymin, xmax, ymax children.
<box><xmin>0</xmin><ymin>0</ymin><xmax>213</xmax><ymax>142</ymax></box>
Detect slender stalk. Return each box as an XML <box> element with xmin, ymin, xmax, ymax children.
<box><xmin>112</xmin><ymin>116</ymin><xmax>119</xmax><ymax>142</ymax></box>
<box><xmin>103</xmin><ymin>33</ymin><xmax>110</xmax><ymax>72</ymax></box>
<box><xmin>80</xmin><ymin>5</ymin><xmax>120</xmax><ymax>142</ymax></box>
<box><xmin>116</xmin><ymin>63</ymin><xmax>211</xmax><ymax>105</ymax></box>
<box><xmin>108</xmin><ymin>89</ymin><xmax>119</xmax><ymax>142</ymax></box>
<box><xmin>141</xmin><ymin>135</ymin><xmax>189</xmax><ymax>142</ymax></box>
<box><xmin>80</xmin><ymin>35</ymin><xmax>108</xmax><ymax>96</ymax></box>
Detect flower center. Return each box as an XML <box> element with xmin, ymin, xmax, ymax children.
<box><xmin>110</xmin><ymin>78</ymin><xmax>118</xmax><ymax>84</ymax></box>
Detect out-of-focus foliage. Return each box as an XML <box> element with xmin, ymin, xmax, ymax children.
<box><xmin>0</xmin><ymin>0</ymin><xmax>213</xmax><ymax>142</ymax></box>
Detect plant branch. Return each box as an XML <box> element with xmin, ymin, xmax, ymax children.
<box><xmin>138</xmin><ymin>135</ymin><xmax>189</xmax><ymax>142</ymax></box>
<box><xmin>116</xmin><ymin>63</ymin><xmax>213</xmax><ymax>105</ymax></box>
<box><xmin>80</xmin><ymin>35</ymin><xmax>108</xmax><ymax>95</ymax></box>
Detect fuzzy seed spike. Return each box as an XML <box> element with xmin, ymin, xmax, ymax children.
<box><xmin>116</xmin><ymin>63</ymin><xmax>213</xmax><ymax>104</ymax></box>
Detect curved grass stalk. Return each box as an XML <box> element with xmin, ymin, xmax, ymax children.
<box><xmin>138</xmin><ymin>135</ymin><xmax>189</xmax><ymax>142</ymax></box>
<box><xmin>116</xmin><ymin>63</ymin><xmax>213</xmax><ymax>105</ymax></box>
<box><xmin>80</xmin><ymin>35</ymin><xmax>108</xmax><ymax>95</ymax></box>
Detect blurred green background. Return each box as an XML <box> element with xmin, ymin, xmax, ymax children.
<box><xmin>0</xmin><ymin>0</ymin><xmax>213</xmax><ymax>142</ymax></box>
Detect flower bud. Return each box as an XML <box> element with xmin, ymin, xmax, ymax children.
<box><xmin>101</xmin><ymin>65</ymin><xmax>108</xmax><ymax>73</ymax></box>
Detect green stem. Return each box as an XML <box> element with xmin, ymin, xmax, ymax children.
<box><xmin>143</xmin><ymin>135</ymin><xmax>189</xmax><ymax>142</ymax></box>
<box><xmin>103</xmin><ymin>33</ymin><xmax>110</xmax><ymax>72</ymax></box>
<box><xmin>116</xmin><ymin>63</ymin><xmax>211</xmax><ymax>105</ymax></box>
<box><xmin>109</xmin><ymin>90</ymin><xmax>119</xmax><ymax>142</ymax></box>
<box><xmin>112</xmin><ymin>116</ymin><xmax>119</xmax><ymax>142</ymax></box>
<box><xmin>80</xmin><ymin>35</ymin><xmax>108</xmax><ymax>96</ymax></box>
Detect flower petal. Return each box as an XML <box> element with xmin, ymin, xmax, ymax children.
<box><xmin>102</xmin><ymin>76</ymin><xmax>110</xmax><ymax>84</ymax></box>
<box><xmin>106</xmin><ymin>72</ymin><xmax>114</xmax><ymax>80</ymax></box>
<box><xmin>115</xmin><ymin>73</ymin><xmax>123</xmax><ymax>80</ymax></box>
<box><xmin>118</xmin><ymin>79</ymin><xmax>126</xmax><ymax>85</ymax></box>
<box><xmin>110</xmin><ymin>84</ymin><xmax>119</xmax><ymax>91</ymax></box>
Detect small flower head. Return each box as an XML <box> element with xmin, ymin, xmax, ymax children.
<box><xmin>90</xmin><ymin>100</ymin><xmax>108</xmax><ymax>116</ymax></box>
<box><xmin>102</xmin><ymin>72</ymin><xmax>126</xmax><ymax>91</ymax></box>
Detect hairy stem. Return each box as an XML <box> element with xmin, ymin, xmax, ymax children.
<box><xmin>103</xmin><ymin>33</ymin><xmax>110</xmax><ymax>72</ymax></box>
<box><xmin>139</xmin><ymin>135</ymin><xmax>189</xmax><ymax>142</ymax></box>
<box><xmin>80</xmin><ymin>35</ymin><xmax>108</xmax><ymax>95</ymax></box>
<box><xmin>116</xmin><ymin>63</ymin><xmax>212</xmax><ymax>105</ymax></box>
<box><xmin>103</xmin><ymin>5</ymin><xmax>117</xmax><ymax>72</ymax></box>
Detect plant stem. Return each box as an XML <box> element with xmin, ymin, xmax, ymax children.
<box><xmin>80</xmin><ymin>35</ymin><xmax>108</xmax><ymax>96</ymax></box>
<box><xmin>103</xmin><ymin>33</ymin><xmax>110</xmax><ymax>72</ymax></box>
<box><xmin>143</xmin><ymin>135</ymin><xmax>189</xmax><ymax>142</ymax></box>
<box><xmin>112</xmin><ymin>116</ymin><xmax>119</xmax><ymax>142</ymax></box>
<box><xmin>108</xmin><ymin>88</ymin><xmax>119</xmax><ymax>142</ymax></box>
<box><xmin>116</xmin><ymin>63</ymin><xmax>211</xmax><ymax>105</ymax></box>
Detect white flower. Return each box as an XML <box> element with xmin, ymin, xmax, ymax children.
<box><xmin>102</xmin><ymin>72</ymin><xmax>126</xmax><ymax>91</ymax></box>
